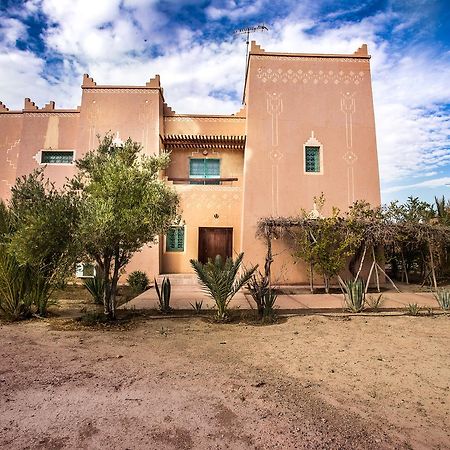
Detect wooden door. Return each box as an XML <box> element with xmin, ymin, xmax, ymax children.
<box><xmin>198</xmin><ymin>227</ymin><xmax>233</xmax><ymax>264</ymax></box>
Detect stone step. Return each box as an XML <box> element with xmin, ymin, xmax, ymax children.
<box><xmin>156</xmin><ymin>273</ymin><xmax>200</xmax><ymax>286</ymax></box>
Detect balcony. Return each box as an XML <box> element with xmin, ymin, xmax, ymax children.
<box><xmin>167</xmin><ymin>177</ymin><xmax>238</xmax><ymax>186</ymax></box>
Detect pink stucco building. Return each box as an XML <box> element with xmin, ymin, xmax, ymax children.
<box><xmin>0</xmin><ymin>42</ymin><xmax>380</xmax><ymax>283</ymax></box>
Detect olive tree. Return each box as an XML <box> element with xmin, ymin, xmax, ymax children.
<box><xmin>3</xmin><ymin>171</ymin><xmax>80</xmax><ymax>316</ymax></box>
<box><xmin>73</xmin><ymin>134</ymin><xmax>179</xmax><ymax>318</ymax></box>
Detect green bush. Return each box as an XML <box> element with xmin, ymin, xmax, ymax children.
<box><xmin>127</xmin><ymin>271</ymin><xmax>150</xmax><ymax>295</ymax></box>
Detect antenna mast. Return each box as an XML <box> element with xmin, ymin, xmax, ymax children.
<box><xmin>234</xmin><ymin>24</ymin><xmax>268</xmax><ymax>62</ymax></box>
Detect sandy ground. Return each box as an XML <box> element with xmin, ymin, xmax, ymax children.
<box><xmin>0</xmin><ymin>312</ymin><xmax>449</xmax><ymax>449</ymax></box>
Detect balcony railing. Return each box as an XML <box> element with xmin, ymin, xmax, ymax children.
<box><xmin>167</xmin><ymin>177</ymin><xmax>238</xmax><ymax>186</ymax></box>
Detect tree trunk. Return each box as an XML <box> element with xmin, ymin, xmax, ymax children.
<box><xmin>102</xmin><ymin>256</ymin><xmax>112</xmax><ymax>316</ymax></box>
<box><xmin>309</xmin><ymin>261</ymin><xmax>314</xmax><ymax>293</ymax></box>
<box><xmin>324</xmin><ymin>275</ymin><xmax>329</xmax><ymax>294</ymax></box>
<box><xmin>109</xmin><ymin>249</ymin><xmax>122</xmax><ymax>320</ymax></box>
<box><xmin>400</xmin><ymin>247</ymin><xmax>409</xmax><ymax>284</ymax></box>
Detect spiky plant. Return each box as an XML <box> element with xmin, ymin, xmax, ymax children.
<box><xmin>155</xmin><ymin>277</ymin><xmax>171</xmax><ymax>313</ymax></box>
<box><xmin>189</xmin><ymin>300</ymin><xmax>203</xmax><ymax>313</ymax></box>
<box><xmin>190</xmin><ymin>253</ymin><xmax>257</xmax><ymax>321</ymax></box>
<box><xmin>434</xmin><ymin>288</ymin><xmax>450</xmax><ymax>311</ymax></box>
<box><xmin>247</xmin><ymin>271</ymin><xmax>278</xmax><ymax>321</ymax></box>
<box><xmin>406</xmin><ymin>303</ymin><xmax>420</xmax><ymax>316</ymax></box>
<box><xmin>341</xmin><ymin>278</ymin><xmax>365</xmax><ymax>312</ymax></box>
<box><xmin>83</xmin><ymin>274</ymin><xmax>105</xmax><ymax>305</ymax></box>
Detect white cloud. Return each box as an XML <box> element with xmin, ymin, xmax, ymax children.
<box><xmin>206</xmin><ymin>0</ymin><xmax>266</xmax><ymax>20</ymax></box>
<box><xmin>0</xmin><ymin>2</ymin><xmax>449</xmax><ymax>198</ymax></box>
<box><xmin>382</xmin><ymin>177</ymin><xmax>450</xmax><ymax>194</ymax></box>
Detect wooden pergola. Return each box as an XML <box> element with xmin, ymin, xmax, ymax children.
<box><xmin>161</xmin><ymin>134</ymin><xmax>246</xmax><ymax>151</ymax></box>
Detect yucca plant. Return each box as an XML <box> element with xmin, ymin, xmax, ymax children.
<box><xmin>247</xmin><ymin>271</ymin><xmax>278</xmax><ymax>322</ymax></box>
<box><xmin>0</xmin><ymin>249</ymin><xmax>34</xmax><ymax>321</ymax></box>
<box><xmin>83</xmin><ymin>274</ymin><xmax>105</xmax><ymax>305</ymax></box>
<box><xmin>190</xmin><ymin>253</ymin><xmax>257</xmax><ymax>321</ymax></box>
<box><xmin>340</xmin><ymin>278</ymin><xmax>365</xmax><ymax>312</ymax></box>
<box><xmin>190</xmin><ymin>300</ymin><xmax>203</xmax><ymax>313</ymax></box>
<box><xmin>155</xmin><ymin>277</ymin><xmax>171</xmax><ymax>313</ymax></box>
<box><xmin>434</xmin><ymin>288</ymin><xmax>450</xmax><ymax>311</ymax></box>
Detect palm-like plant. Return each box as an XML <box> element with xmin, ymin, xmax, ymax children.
<box><xmin>190</xmin><ymin>253</ymin><xmax>257</xmax><ymax>321</ymax></box>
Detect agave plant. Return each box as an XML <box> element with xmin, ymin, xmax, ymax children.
<box><xmin>155</xmin><ymin>277</ymin><xmax>171</xmax><ymax>313</ymax></box>
<box><xmin>83</xmin><ymin>274</ymin><xmax>105</xmax><ymax>305</ymax></box>
<box><xmin>247</xmin><ymin>271</ymin><xmax>278</xmax><ymax>321</ymax></box>
<box><xmin>434</xmin><ymin>288</ymin><xmax>450</xmax><ymax>311</ymax></box>
<box><xmin>340</xmin><ymin>278</ymin><xmax>365</xmax><ymax>312</ymax></box>
<box><xmin>190</xmin><ymin>253</ymin><xmax>257</xmax><ymax>321</ymax></box>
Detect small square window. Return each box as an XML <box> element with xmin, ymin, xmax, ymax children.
<box><xmin>305</xmin><ymin>146</ymin><xmax>320</xmax><ymax>173</ymax></box>
<box><xmin>76</xmin><ymin>263</ymin><xmax>96</xmax><ymax>278</ymax></box>
<box><xmin>166</xmin><ymin>226</ymin><xmax>185</xmax><ymax>252</ymax></box>
<box><xmin>189</xmin><ymin>159</ymin><xmax>220</xmax><ymax>184</ymax></box>
<box><xmin>41</xmin><ymin>151</ymin><xmax>74</xmax><ymax>164</ymax></box>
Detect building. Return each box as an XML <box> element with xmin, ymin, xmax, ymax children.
<box><xmin>0</xmin><ymin>42</ymin><xmax>381</xmax><ymax>284</ymax></box>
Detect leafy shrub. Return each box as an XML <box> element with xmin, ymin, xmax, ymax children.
<box><xmin>155</xmin><ymin>277</ymin><xmax>171</xmax><ymax>313</ymax></box>
<box><xmin>341</xmin><ymin>278</ymin><xmax>365</xmax><ymax>312</ymax></box>
<box><xmin>190</xmin><ymin>253</ymin><xmax>257</xmax><ymax>321</ymax></box>
<box><xmin>434</xmin><ymin>289</ymin><xmax>450</xmax><ymax>311</ymax></box>
<box><xmin>83</xmin><ymin>274</ymin><xmax>105</xmax><ymax>305</ymax></box>
<box><xmin>247</xmin><ymin>272</ymin><xmax>278</xmax><ymax>322</ymax></box>
<box><xmin>127</xmin><ymin>270</ymin><xmax>150</xmax><ymax>295</ymax></box>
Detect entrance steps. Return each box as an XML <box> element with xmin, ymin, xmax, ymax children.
<box><xmin>156</xmin><ymin>273</ymin><xmax>200</xmax><ymax>286</ymax></box>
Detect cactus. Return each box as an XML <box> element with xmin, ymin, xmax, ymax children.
<box><xmin>434</xmin><ymin>288</ymin><xmax>450</xmax><ymax>311</ymax></box>
<box><xmin>342</xmin><ymin>279</ymin><xmax>365</xmax><ymax>312</ymax></box>
<box><xmin>155</xmin><ymin>277</ymin><xmax>172</xmax><ymax>313</ymax></box>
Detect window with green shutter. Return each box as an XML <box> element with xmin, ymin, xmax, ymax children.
<box><xmin>166</xmin><ymin>226</ymin><xmax>185</xmax><ymax>252</ymax></box>
<box><xmin>189</xmin><ymin>158</ymin><xmax>220</xmax><ymax>184</ymax></box>
<box><xmin>305</xmin><ymin>146</ymin><xmax>320</xmax><ymax>173</ymax></box>
<box><xmin>41</xmin><ymin>151</ymin><xmax>74</xmax><ymax>164</ymax></box>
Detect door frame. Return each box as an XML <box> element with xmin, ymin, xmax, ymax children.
<box><xmin>198</xmin><ymin>227</ymin><xmax>233</xmax><ymax>264</ymax></box>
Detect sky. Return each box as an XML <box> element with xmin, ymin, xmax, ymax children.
<box><xmin>0</xmin><ymin>0</ymin><xmax>449</xmax><ymax>205</ymax></box>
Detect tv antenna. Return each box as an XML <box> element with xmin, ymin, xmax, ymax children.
<box><xmin>234</xmin><ymin>24</ymin><xmax>269</xmax><ymax>59</ymax></box>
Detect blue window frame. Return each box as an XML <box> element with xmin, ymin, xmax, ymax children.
<box><xmin>41</xmin><ymin>151</ymin><xmax>74</xmax><ymax>164</ymax></box>
<box><xmin>166</xmin><ymin>226</ymin><xmax>185</xmax><ymax>252</ymax></box>
<box><xmin>189</xmin><ymin>159</ymin><xmax>220</xmax><ymax>184</ymax></box>
<box><xmin>305</xmin><ymin>146</ymin><xmax>320</xmax><ymax>173</ymax></box>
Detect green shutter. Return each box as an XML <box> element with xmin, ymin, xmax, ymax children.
<box><xmin>41</xmin><ymin>151</ymin><xmax>74</xmax><ymax>164</ymax></box>
<box><xmin>189</xmin><ymin>159</ymin><xmax>220</xmax><ymax>184</ymax></box>
<box><xmin>305</xmin><ymin>147</ymin><xmax>320</xmax><ymax>173</ymax></box>
<box><xmin>166</xmin><ymin>227</ymin><xmax>184</xmax><ymax>252</ymax></box>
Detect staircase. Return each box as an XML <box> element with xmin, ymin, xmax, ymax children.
<box><xmin>156</xmin><ymin>273</ymin><xmax>200</xmax><ymax>286</ymax></box>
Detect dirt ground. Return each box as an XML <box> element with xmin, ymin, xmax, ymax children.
<box><xmin>0</xmin><ymin>309</ymin><xmax>449</xmax><ymax>449</ymax></box>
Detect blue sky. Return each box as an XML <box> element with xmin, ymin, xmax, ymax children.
<box><xmin>0</xmin><ymin>0</ymin><xmax>449</xmax><ymax>205</ymax></box>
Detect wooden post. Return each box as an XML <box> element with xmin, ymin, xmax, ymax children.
<box><xmin>355</xmin><ymin>244</ymin><xmax>367</xmax><ymax>281</ymax></box>
<box><xmin>264</xmin><ymin>228</ymin><xmax>274</xmax><ymax>287</ymax></box>
<box><xmin>371</xmin><ymin>246</ymin><xmax>380</xmax><ymax>292</ymax></box>
<box><xmin>428</xmin><ymin>238</ymin><xmax>438</xmax><ymax>291</ymax></box>
<box><xmin>365</xmin><ymin>260</ymin><xmax>375</xmax><ymax>294</ymax></box>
